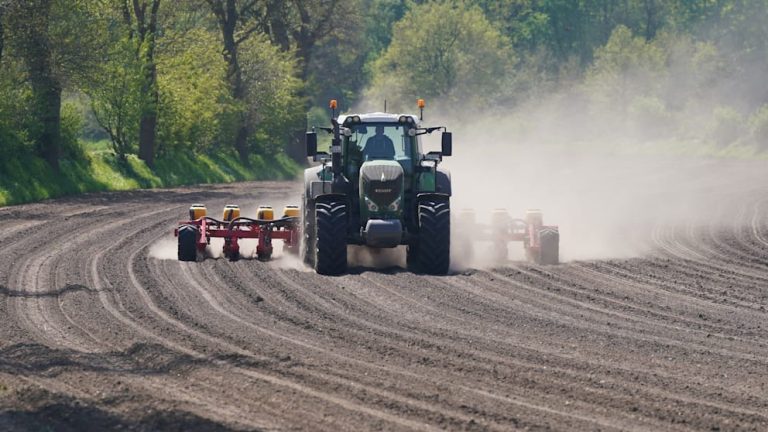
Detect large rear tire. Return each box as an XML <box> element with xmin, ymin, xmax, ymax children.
<box><xmin>408</xmin><ymin>198</ymin><xmax>450</xmax><ymax>275</ymax></box>
<box><xmin>178</xmin><ymin>224</ymin><xmax>198</xmax><ymax>262</ymax></box>
<box><xmin>538</xmin><ymin>228</ymin><xmax>559</xmax><ymax>265</ymax></box>
<box><xmin>314</xmin><ymin>198</ymin><xmax>347</xmax><ymax>275</ymax></box>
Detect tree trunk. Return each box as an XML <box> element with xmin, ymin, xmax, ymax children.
<box><xmin>138</xmin><ymin>108</ymin><xmax>156</xmax><ymax>165</ymax></box>
<box><xmin>0</xmin><ymin>7</ymin><xmax>5</xmax><ymax>63</ymax></box>
<box><xmin>31</xmin><ymin>74</ymin><xmax>62</xmax><ymax>170</ymax></box>
<box><xmin>138</xmin><ymin>51</ymin><xmax>157</xmax><ymax>167</ymax></box>
<box><xmin>644</xmin><ymin>0</ymin><xmax>657</xmax><ymax>41</ymax></box>
<box><xmin>211</xmin><ymin>0</ymin><xmax>251</xmax><ymax>164</ymax></box>
<box><xmin>234</xmin><ymin>123</ymin><xmax>249</xmax><ymax>162</ymax></box>
<box><xmin>225</xmin><ymin>35</ymin><xmax>250</xmax><ymax>164</ymax></box>
<box><xmin>286</xmin><ymin>44</ymin><xmax>313</xmax><ymax>164</ymax></box>
<box><xmin>24</xmin><ymin>0</ymin><xmax>61</xmax><ymax>170</ymax></box>
<box><xmin>135</xmin><ymin>0</ymin><xmax>160</xmax><ymax>168</ymax></box>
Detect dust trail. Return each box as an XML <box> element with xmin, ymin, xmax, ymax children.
<box><xmin>347</xmin><ymin>245</ymin><xmax>406</xmax><ymax>270</ymax></box>
<box><xmin>148</xmin><ymin>238</ymin><xmax>178</xmax><ymax>260</ymax></box>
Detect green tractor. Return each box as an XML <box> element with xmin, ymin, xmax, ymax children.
<box><xmin>302</xmin><ymin>100</ymin><xmax>453</xmax><ymax>275</ymax></box>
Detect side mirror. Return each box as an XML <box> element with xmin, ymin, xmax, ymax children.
<box><xmin>306</xmin><ymin>132</ymin><xmax>317</xmax><ymax>157</ymax></box>
<box><xmin>441</xmin><ymin>132</ymin><xmax>452</xmax><ymax>156</ymax></box>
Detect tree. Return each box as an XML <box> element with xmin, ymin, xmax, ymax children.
<box><xmin>0</xmin><ymin>2</ymin><xmax>5</xmax><ymax>63</ymax></box>
<box><xmin>262</xmin><ymin>0</ymin><xmax>360</xmax><ymax>161</ymax></box>
<box><xmin>368</xmin><ymin>0</ymin><xmax>515</xmax><ymax>109</ymax></box>
<box><xmin>586</xmin><ymin>25</ymin><xmax>665</xmax><ymax>107</ymax></box>
<box><xmin>205</xmin><ymin>0</ymin><xmax>261</xmax><ymax>163</ymax></box>
<box><xmin>90</xmin><ymin>38</ymin><xmax>142</xmax><ymax>161</ymax></box>
<box><xmin>5</xmin><ymin>0</ymin><xmax>61</xmax><ymax>169</ymax></box>
<box><xmin>156</xmin><ymin>27</ymin><xmax>232</xmax><ymax>154</ymax></box>
<box><xmin>363</xmin><ymin>0</ymin><xmax>407</xmax><ymax>61</ymax></box>
<box><xmin>238</xmin><ymin>33</ymin><xmax>302</xmax><ymax>154</ymax></box>
<box><xmin>122</xmin><ymin>0</ymin><xmax>161</xmax><ymax>168</ymax></box>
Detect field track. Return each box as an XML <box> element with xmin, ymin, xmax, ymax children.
<box><xmin>0</xmin><ymin>170</ymin><xmax>767</xmax><ymax>431</ymax></box>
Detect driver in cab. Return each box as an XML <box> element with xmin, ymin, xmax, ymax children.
<box><xmin>362</xmin><ymin>125</ymin><xmax>395</xmax><ymax>160</ymax></box>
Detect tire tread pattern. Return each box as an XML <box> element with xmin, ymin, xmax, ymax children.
<box><xmin>314</xmin><ymin>199</ymin><xmax>347</xmax><ymax>275</ymax></box>
<box><xmin>178</xmin><ymin>224</ymin><xmax>198</xmax><ymax>262</ymax></box>
<box><xmin>538</xmin><ymin>228</ymin><xmax>559</xmax><ymax>265</ymax></box>
<box><xmin>412</xmin><ymin>198</ymin><xmax>450</xmax><ymax>275</ymax></box>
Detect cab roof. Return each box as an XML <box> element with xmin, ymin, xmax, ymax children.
<box><xmin>338</xmin><ymin>112</ymin><xmax>420</xmax><ymax>125</ymax></box>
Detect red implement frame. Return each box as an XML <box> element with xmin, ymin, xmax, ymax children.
<box><xmin>489</xmin><ymin>218</ymin><xmax>557</xmax><ymax>249</ymax></box>
<box><xmin>174</xmin><ymin>216</ymin><xmax>299</xmax><ymax>261</ymax></box>
<box><xmin>456</xmin><ymin>210</ymin><xmax>559</xmax><ymax>264</ymax></box>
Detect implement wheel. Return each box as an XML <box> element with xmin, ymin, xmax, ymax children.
<box><xmin>408</xmin><ymin>197</ymin><xmax>450</xmax><ymax>275</ymax></box>
<box><xmin>178</xmin><ymin>224</ymin><xmax>198</xmax><ymax>262</ymax></box>
<box><xmin>538</xmin><ymin>228</ymin><xmax>560</xmax><ymax>265</ymax></box>
<box><xmin>314</xmin><ymin>198</ymin><xmax>347</xmax><ymax>275</ymax></box>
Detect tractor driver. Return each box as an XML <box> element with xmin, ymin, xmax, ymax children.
<box><xmin>362</xmin><ymin>125</ymin><xmax>395</xmax><ymax>160</ymax></box>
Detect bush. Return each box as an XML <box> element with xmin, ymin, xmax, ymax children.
<box><xmin>157</xmin><ymin>28</ymin><xmax>230</xmax><ymax>155</ymax></box>
<box><xmin>710</xmin><ymin>106</ymin><xmax>745</xmax><ymax>147</ymax></box>
<box><xmin>749</xmin><ymin>105</ymin><xmax>768</xmax><ymax>151</ymax></box>
<box><xmin>60</xmin><ymin>102</ymin><xmax>86</xmax><ymax>159</ymax></box>
<box><xmin>628</xmin><ymin>96</ymin><xmax>673</xmax><ymax>140</ymax></box>
<box><xmin>368</xmin><ymin>0</ymin><xmax>515</xmax><ymax>108</ymax></box>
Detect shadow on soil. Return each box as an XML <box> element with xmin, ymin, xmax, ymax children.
<box><xmin>0</xmin><ymin>343</ymin><xmax>219</xmax><ymax>380</ymax></box>
<box><xmin>0</xmin><ymin>388</ymin><xmax>255</xmax><ymax>432</ymax></box>
<box><xmin>0</xmin><ymin>342</ymin><xmax>279</xmax><ymax>379</ymax></box>
<box><xmin>0</xmin><ymin>344</ymin><xmax>269</xmax><ymax>430</ymax></box>
<box><xmin>0</xmin><ymin>284</ymin><xmax>97</xmax><ymax>298</ymax></box>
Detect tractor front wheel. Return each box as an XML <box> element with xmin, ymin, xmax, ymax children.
<box><xmin>408</xmin><ymin>198</ymin><xmax>450</xmax><ymax>275</ymax></box>
<box><xmin>314</xmin><ymin>198</ymin><xmax>347</xmax><ymax>275</ymax></box>
<box><xmin>178</xmin><ymin>224</ymin><xmax>199</xmax><ymax>262</ymax></box>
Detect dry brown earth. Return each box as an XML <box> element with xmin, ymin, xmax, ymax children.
<box><xmin>0</xmin><ymin>161</ymin><xmax>767</xmax><ymax>431</ymax></box>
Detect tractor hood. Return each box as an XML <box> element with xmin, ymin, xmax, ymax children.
<box><xmin>360</xmin><ymin>160</ymin><xmax>403</xmax><ymax>215</ymax></box>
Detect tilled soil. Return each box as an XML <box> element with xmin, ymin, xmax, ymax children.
<box><xmin>0</xmin><ymin>165</ymin><xmax>767</xmax><ymax>431</ymax></box>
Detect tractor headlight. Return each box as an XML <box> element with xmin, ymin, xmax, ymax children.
<box><xmin>364</xmin><ymin>196</ymin><xmax>379</xmax><ymax>212</ymax></box>
<box><xmin>388</xmin><ymin>196</ymin><xmax>402</xmax><ymax>212</ymax></box>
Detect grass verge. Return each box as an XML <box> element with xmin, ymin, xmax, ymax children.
<box><xmin>0</xmin><ymin>149</ymin><xmax>300</xmax><ymax>207</ymax></box>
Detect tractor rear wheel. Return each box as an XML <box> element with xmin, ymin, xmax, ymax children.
<box><xmin>314</xmin><ymin>198</ymin><xmax>347</xmax><ymax>275</ymax></box>
<box><xmin>302</xmin><ymin>195</ymin><xmax>316</xmax><ymax>266</ymax></box>
<box><xmin>408</xmin><ymin>198</ymin><xmax>450</xmax><ymax>275</ymax></box>
<box><xmin>538</xmin><ymin>228</ymin><xmax>559</xmax><ymax>265</ymax></box>
<box><xmin>178</xmin><ymin>224</ymin><xmax>198</xmax><ymax>262</ymax></box>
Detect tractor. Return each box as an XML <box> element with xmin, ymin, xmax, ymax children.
<box><xmin>302</xmin><ymin>99</ymin><xmax>453</xmax><ymax>275</ymax></box>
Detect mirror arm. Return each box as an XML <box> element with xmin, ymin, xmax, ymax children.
<box><xmin>415</xmin><ymin>126</ymin><xmax>446</xmax><ymax>136</ymax></box>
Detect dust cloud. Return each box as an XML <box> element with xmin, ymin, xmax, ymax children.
<box><xmin>148</xmin><ymin>238</ymin><xmax>178</xmax><ymax>260</ymax></box>
<box><xmin>419</xmin><ymin>98</ymin><xmax>764</xmax><ymax>270</ymax></box>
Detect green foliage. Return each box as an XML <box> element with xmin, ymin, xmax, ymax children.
<box><xmin>60</xmin><ymin>101</ymin><xmax>85</xmax><ymax>159</ymax></box>
<box><xmin>157</xmin><ymin>28</ymin><xmax>230</xmax><ymax>154</ymax></box>
<box><xmin>0</xmin><ymin>149</ymin><xmax>299</xmax><ymax>207</ymax></box>
<box><xmin>5</xmin><ymin>0</ymin><xmax>768</xmax><ymax>208</ymax></box>
<box><xmin>0</xmin><ymin>57</ymin><xmax>33</xmax><ymax>154</ymax></box>
<box><xmin>628</xmin><ymin>96</ymin><xmax>673</xmax><ymax>140</ymax></box>
<box><xmin>89</xmin><ymin>37</ymin><xmax>142</xmax><ymax>159</ymax></box>
<box><xmin>709</xmin><ymin>106</ymin><xmax>745</xmax><ymax>147</ymax></box>
<box><xmin>586</xmin><ymin>25</ymin><xmax>665</xmax><ymax>103</ymax></box>
<box><xmin>238</xmin><ymin>34</ymin><xmax>303</xmax><ymax>154</ymax></box>
<box><xmin>368</xmin><ymin>0</ymin><xmax>515</xmax><ymax>109</ymax></box>
<box><xmin>749</xmin><ymin>106</ymin><xmax>768</xmax><ymax>150</ymax></box>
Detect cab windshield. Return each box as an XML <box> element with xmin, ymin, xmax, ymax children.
<box><xmin>345</xmin><ymin>123</ymin><xmax>414</xmax><ymax>163</ymax></box>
